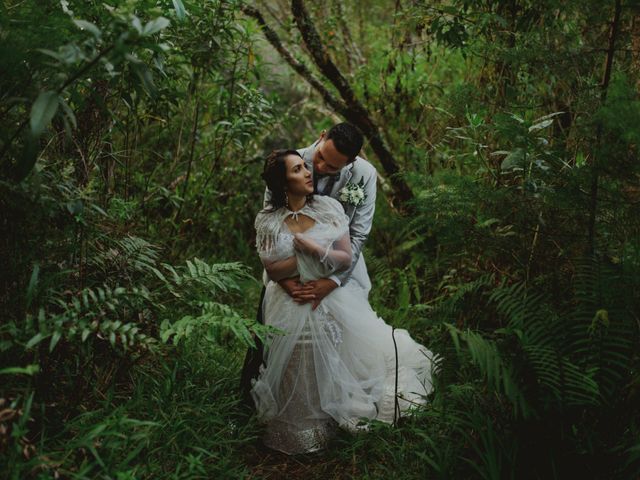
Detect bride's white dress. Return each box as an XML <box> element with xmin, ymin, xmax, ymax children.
<box><xmin>250</xmin><ymin>196</ymin><xmax>435</xmax><ymax>454</ymax></box>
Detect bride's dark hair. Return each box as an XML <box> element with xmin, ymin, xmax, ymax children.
<box><xmin>262</xmin><ymin>149</ymin><xmax>313</xmax><ymax>210</ymax></box>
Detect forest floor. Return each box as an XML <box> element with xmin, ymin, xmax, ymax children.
<box><xmin>243</xmin><ymin>439</ymin><xmax>357</xmax><ymax>479</ymax></box>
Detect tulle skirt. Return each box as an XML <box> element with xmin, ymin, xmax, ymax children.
<box><xmin>250</xmin><ymin>281</ymin><xmax>435</xmax><ymax>455</ymax></box>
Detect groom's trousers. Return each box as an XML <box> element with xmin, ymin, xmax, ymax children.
<box><xmin>239</xmin><ymin>286</ymin><xmax>266</xmax><ymax>409</ymax></box>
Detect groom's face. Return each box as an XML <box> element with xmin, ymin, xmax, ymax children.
<box><xmin>313</xmin><ymin>138</ymin><xmax>349</xmax><ymax>176</ymax></box>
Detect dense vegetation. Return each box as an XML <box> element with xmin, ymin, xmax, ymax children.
<box><xmin>1</xmin><ymin>0</ymin><xmax>639</xmax><ymax>478</ymax></box>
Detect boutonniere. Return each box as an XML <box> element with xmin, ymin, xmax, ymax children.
<box><xmin>339</xmin><ymin>178</ymin><xmax>367</xmax><ymax>207</ymax></box>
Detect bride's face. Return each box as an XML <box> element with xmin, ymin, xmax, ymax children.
<box><xmin>285</xmin><ymin>154</ymin><xmax>313</xmax><ymax>196</ymax></box>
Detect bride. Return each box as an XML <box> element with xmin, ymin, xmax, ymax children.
<box><xmin>250</xmin><ymin>149</ymin><xmax>435</xmax><ymax>455</ymax></box>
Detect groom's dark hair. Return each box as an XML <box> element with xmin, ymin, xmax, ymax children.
<box><xmin>326</xmin><ymin>122</ymin><xmax>363</xmax><ymax>162</ymax></box>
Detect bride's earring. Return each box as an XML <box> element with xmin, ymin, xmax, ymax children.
<box><xmin>285</xmin><ymin>191</ymin><xmax>289</xmax><ymax>209</ymax></box>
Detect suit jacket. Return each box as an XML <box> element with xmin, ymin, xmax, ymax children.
<box><xmin>263</xmin><ymin>142</ymin><xmax>376</xmax><ymax>290</ymax></box>
<box><xmin>299</xmin><ymin>142</ymin><xmax>376</xmax><ymax>288</ymax></box>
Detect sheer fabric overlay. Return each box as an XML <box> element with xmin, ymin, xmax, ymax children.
<box><xmin>251</xmin><ymin>196</ymin><xmax>435</xmax><ymax>454</ymax></box>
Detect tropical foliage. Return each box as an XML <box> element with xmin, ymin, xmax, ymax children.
<box><xmin>1</xmin><ymin>0</ymin><xmax>639</xmax><ymax>478</ymax></box>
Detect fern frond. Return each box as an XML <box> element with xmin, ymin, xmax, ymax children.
<box><xmin>25</xmin><ymin>284</ymin><xmax>155</xmax><ymax>353</ymax></box>
<box><xmin>160</xmin><ymin>300</ymin><xmax>277</xmax><ymax>348</ymax></box>
<box><xmin>446</xmin><ymin>324</ymin><xmax>531</xmax><ymax>418</ymax></box>
<box><xmin>89</xmin><ymin>235</ymin><xmax>160</xmax><ymax>278</ymax></box>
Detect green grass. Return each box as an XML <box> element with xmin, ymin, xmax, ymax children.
<box><xmin>4</xmin><ymin>342</ymin><xmax>258</xmax><ymax>479</ymax></box>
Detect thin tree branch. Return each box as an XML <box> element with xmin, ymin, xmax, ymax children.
<box><xmin>241</xmin><ymin>5</ymin><xmax>348</xmax><ymax>116</ymax></box>
<box><xmin>332</xmin><ymin>1</ymin><xmax>365</xmax><ymax>69</ymax></box>
<box><xmin>588</xmin><ymin>0</ymin><xmax>623</xmax><ymax>254</ymax></box>
<box><xmin>258</xmin><ymin>0</ymin><xmax>286</xmax><ymax>29</ymax></box>
<box><xmin>0</xmin><ymin>44</ymin><xmax>115</xmax><ymax>168</ymax></box>
<box><xmin>290</xmin><ymin>0</ymin><xmax>413</xmax><ymax>204</ymax></box>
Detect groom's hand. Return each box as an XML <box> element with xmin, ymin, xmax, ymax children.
<box><xmin>306</xmin><ymin>278</ymin><xmax>338</xmax><ymax>310</ymax></box>
<box><xmin>278</xmin><ymin>277</ymin><xmax>316</xmax><ymax>304</ymax></box>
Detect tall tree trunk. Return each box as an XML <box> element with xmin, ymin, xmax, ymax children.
<box><xmin>631</xmin><ymin>7</ymin><xmax>640</xmax><ymax>91</ymax></box>
<box><xmin>587</xmin><ymin>0</ymin><xmax>622</xmax><ymax>254</ymax></box>
<box><xmin>290</xmin><ymin>0</ymin><xmax>413</xmax><ymax>205</ymax></box>
<box><xmin>242</xmin><ymin>3</ymin><xmax>413</xmax><ymax>207</ymax></box>
<box><xmin>331</xmin><ymin>0</ymin><xmax>365</xmax><ymax>70</ymax></box>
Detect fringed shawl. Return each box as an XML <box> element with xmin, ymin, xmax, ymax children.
<box><xmin>255</xmin><ymin>196</ymin><xmax>349</xmax><ymax>263</ymax></box>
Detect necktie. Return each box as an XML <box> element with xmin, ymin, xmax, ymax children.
<box><xmin>314</xmin><ymin>173</ymin><xmax>338</xmax><ymax>195</ymax></box>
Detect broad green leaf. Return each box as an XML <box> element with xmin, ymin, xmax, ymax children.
<box><xmin>59</xmin><ymin>98</ymin><xmax>77</xmax><ymax>129</ymax></box>
<box><xmin>533</xmin><ymin>111</ymin><xmax>564</xmax><ymax>123</ymax></box>
<box><xmin>26</xmin><ymin>332</ymin><xmax>46</xmax><ymax>349</ymax></box>
<box><xmin>30</xmin><ymin>91</ymin><xmax>59</xmax><ymax>136</ymax></box>
<box><xmin>66</xmin><ymin>199</ymin><xmax>84</xmax><ymax>216</ymax></box>
<box><xmin>131</xmin><ymin>16</ymin><xmax>143</xmax><ymax>34</ymax></box>
<box><xmin>475</xmin><ymin>218</ymin><xmax>500</xmax><ymax>229</ymax></box>
<box><xmin>49</xmin><ymin>331</ymin><xmax>62</xmax><ymax>352</ymax></box>
<box><xmin>73</xmin><ymin>19</ymin><xmax>101</xmax><ymax>38</ymax></box>
<box><xmin>528</xmin><ymin>118</ymin><xmax>554</xmax><ymax>132</ymax></box>
<box><xmin>89</xmin><ymin>204</ymin><xmax>109</xmax><ymax>217</ymax></box>
<box><xmin>81</xmin><ymin>329</ymin><xmax>91</xmax><ymax>342</ymax></box>
<box><xmin>172</xmin><ymin>0</ymin><xmax>187</xmax><ymax>21</ymax></box>
<box><xmin>501</xmin><ymin>148</ymin><xmax>525</xmax><ymax>171</ymax></box>
<box><xmin>142</xmin><ymin>17</ymin><xmax>170</xmax><ymax>36</ymax></box>
<box><xmin>0</xmin><ymin>365</ymin><xmax>40</xmax><ymax>376</ymax></box>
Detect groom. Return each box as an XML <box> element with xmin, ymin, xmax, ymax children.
<box><xmin>277</xmin><ymin>122</ymin><xmax>376</xmax><ymax>304</ymax></box>
<box><xmin>240</xmin><ymin>122</ymin><xmax>378</xmax><ymax>403</ymax></box>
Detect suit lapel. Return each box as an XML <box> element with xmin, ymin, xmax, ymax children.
<box><xmin>302</xmin><ymin>143</ymin><xmax>356</xmax><ymax>218</ymax></box>
<box><xmin>302</xmin><ymin>143</ymin><xmax>315</xmax><ymax>170</ymax></box>
<box><xmin>329</xmin><ymin>161</ymin><xmax>354</xmax><ymax>197</ymax></box>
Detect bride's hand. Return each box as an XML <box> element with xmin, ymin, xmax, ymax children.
<box><xmin>293</xmin><ymin>233</ymin><xmax>322</xmax><ymax>257</ymax></box>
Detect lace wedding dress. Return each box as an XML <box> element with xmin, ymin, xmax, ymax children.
<box><xmin>250</xmin><ymin>196</ymin><xmax>435</xmax><ymax>454</ymax></box>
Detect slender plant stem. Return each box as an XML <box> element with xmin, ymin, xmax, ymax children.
<box><xmin>0</xmin><ymin>44</ymin><xmax>115</xmax><ymax>167</ymax></box>
<box><xmin>588</xmin><ymin>0</ymin><xmax>622</xmax><ymax>254</ymax></box>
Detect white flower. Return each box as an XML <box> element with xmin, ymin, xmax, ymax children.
<box><xmin>338</xmin><ymin>178</ymin><xmax>367</xmax><ymax>207</ymax></box>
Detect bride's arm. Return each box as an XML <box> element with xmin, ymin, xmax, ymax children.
<box><xmin>322</xmin><ymin>233</ymin><xmax>352</xmax><ymax>272</ymax></box>
<box><xmin>262</xmin><ymin>255</ymin><xmax>298</xmax><ymax>282</ymax></box>
<box><xmin>293</xmin><ymin>232</ymin><xmax>352</xmax><ymax>272</ymax></box>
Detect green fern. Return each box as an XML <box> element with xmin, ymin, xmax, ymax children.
<box><xmin>160</xmin><ymin>301</ymin><xmax>276</xmax><ymax>348</ymax></box>
<box><xmin>152</xmin><ymin>259</ymin><xmax>248</xmax><ymax>297</ymax></box>
<box><xmin>152</xmin><ymin>259</ymin><xmax>271</xmax><ymax>348</ymax></box>
<box><xmin>18</xmin><ymin>258</ymin><xmax>257</xmax><ymax>354</ymax></box>
<box><xmin>571</xmin><ymin>256</ymin><xmax>638</xmax><ymax>403</ymax></box>
<box><xmin>89</xmin><ymin>235</ymin><xmax>161</xmax><ymax>279</ymax></box>
<box><xmin>446</xmin><ymin>324</ymin><xmax>531</xmax><ymax>418</ymax></box>
<box><xmin>24</xmin><ymin>284</ymin><xmax>155</xmax><ymax>353</ymax></box>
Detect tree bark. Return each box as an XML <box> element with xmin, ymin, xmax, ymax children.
<box><xmin>241</xmin><ymin>6</ymin><xmax>348</xmax><ymax>118</ymax></box>
<box><xmin>332</xmin><ymin>0</ymin><xmax>365</xmax><ymax>69</ymax></box>
<box><xmin>291</xmin><ymin>0</ymin><xmax>413</xmax><ymax>205</ymax></box>
<box><xmin>631</xmin><ymin>7</ymin><xmax>640</xmax><ymax>91</ymax></box>
<box><xmin>242</xmin><ymin>3</ymin><xmax>413</xmax><ymax>206</ymax></box>
<box><xmin>587</xmin><ymin>0</ymin><xmax>622</xmax><ymax>254</ymax></box>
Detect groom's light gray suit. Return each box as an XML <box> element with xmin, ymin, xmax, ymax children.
<box><xmin>300</xmin><ymin>143</ymin><xmax>377</xmax><ymax>292</ymax></box>
<box><xmin>263</xmin><ymin>142</ymin><xmax>377</xmax><ymax>290</ymax></box>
